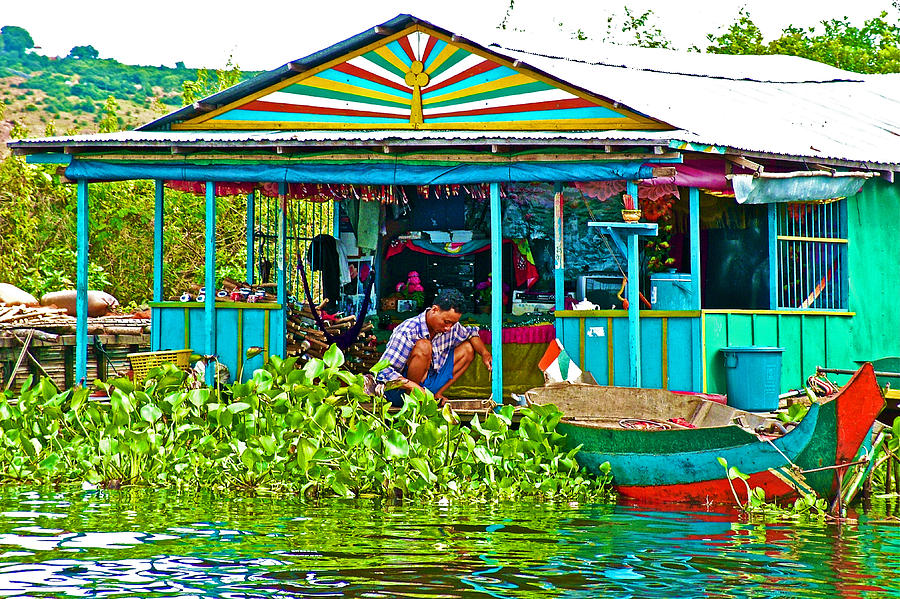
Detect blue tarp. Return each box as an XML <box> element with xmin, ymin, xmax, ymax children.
<box><xmin>63</xmin><ymin>160</ymin><xmax>657</xmax><ymax>184</ymax></box>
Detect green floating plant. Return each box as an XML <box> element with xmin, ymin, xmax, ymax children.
<box><xmin>0</xmin><ymin>344</ymin><xmax>613</xmax><ymax>503</ymax></box>
<box><xmin>717</xmin><ymin>456</ymin><xmax>828</xmax><ymax>521</ymax></box>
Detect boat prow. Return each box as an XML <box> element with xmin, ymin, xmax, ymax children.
<box><xmin>528</xmin><ymin>363</ymin><xmax>884</xmax><ymax>505</ymax></box>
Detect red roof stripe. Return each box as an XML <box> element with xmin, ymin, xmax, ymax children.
<box><xmin>397</xmin><ymin>36</ymin><xmax>416</xmax><ymax>62</ymax></box>
<box><xmin>425</xmin><ymin>59</ymin><xmax>500</xmax><ymax>94</ymax></box>
<box><xmin>242</xmin><ymin>100</ymin><xmax>407</xmax><ymax>119</ymax></box>
<box><xmin>332</xmin><ymin>62</ymin><xmax>412</xmax><ymax>95</ymax></box>
<box><xmin>421</xmin><ymin>35</ymin><xmax>438</xmax><ymax>63</ymax></box>
<box><xmin>427</xmin><ymin>97</ymin><xmax>596</xmax><ymax>118</ymax></box>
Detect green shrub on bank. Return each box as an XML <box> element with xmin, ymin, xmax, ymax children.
<box><xmin>0</xmin><ymin>154</ymin><xmax>248</xmax><ymax>305</ymax></box>
<box><xmin>0</xmin><ymin>345</ymin><xmax>612</xmax><ymax>502</ymax></box>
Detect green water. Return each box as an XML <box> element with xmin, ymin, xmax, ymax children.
<box><xmin>0</xmin><ymin>487</ymin><xmax>897</xmax><ymax>598</ymax></box>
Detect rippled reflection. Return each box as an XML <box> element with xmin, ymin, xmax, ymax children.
<box><xmin>0</xmin><ymin>488</ymin><xmax>894</xmax><ymax>597</ymax></box>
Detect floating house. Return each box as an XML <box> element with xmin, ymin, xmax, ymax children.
<box><xmin>9</xmin><ymin>14</ymin><xmax>900</xmax><ymax>401</ymax></box>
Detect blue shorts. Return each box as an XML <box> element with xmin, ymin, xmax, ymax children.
<box><xmin>384</xmin><ymin>351</ymin><xmax>455</xmax><ymax>407</ymax></box>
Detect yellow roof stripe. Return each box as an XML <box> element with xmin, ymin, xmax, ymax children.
<box><xmin>423</xmin><ymin>73</ymin><xmax>539</xmax><ymax>106</ymax></box>
<box><xmin>294</xmin><ymin>76</ymin><xmax>412</xmax><ymax>107</ymax></box>
<box><xmin>372</xmin><ymin>45</ymin><xmax>411</xmax><ymax>75</ymax></box>
<box><xmin>424</xmin><ymin>43</ymin><xmax>459</xmax><ymax>75</ymax></box>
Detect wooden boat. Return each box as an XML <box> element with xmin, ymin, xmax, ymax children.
<box><xmin>526</xmin><ymin>363</ymin><xmax>884</xmax><ymax>504</ymax></box>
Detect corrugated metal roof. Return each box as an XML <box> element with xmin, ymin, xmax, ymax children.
<box><xmin>491</xmin><ymin>46</ymin><xmax>900</xmax><ymax>166</ymax></box>
<box><xmin>9</xmin><ymin>13</ymin><xmax>900</xmax><ymax>168</ymax></box>
<box><xmin>9</xmin><ymin>128</ymin><xmax>691</xmax><ymax>147</ymax></box>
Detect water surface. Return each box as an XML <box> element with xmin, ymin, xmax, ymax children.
<box><xmin>0</xmin><ymin>487</ymin><xmax>896</xmax><ymax>598</ymax></box>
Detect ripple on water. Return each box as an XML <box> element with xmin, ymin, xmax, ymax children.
<box><xmin>0</xmin><ymin>488</ymin><xmax>893</xmax><ymax>598</ymax></box>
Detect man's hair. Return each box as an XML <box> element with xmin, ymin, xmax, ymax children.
<box><xmin>434</xmin><ymin>288</ymin><xmax>467</xmax><ymax>313</ymax></box>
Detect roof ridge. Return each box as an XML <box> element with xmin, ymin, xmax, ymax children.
<box><xmin>491</xmin><ymin>44</ymin><xmax>866</xmax><ymax>85</ymax></box>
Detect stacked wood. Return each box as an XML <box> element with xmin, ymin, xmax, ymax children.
<box><xmin>0</xmin><ymin>304</ymin><xmax>75</xmax><ymax>331</ymax></box>
<box><xmin>0</xmin><ymin>304</ymin><xmax>150</xmax><ymax>336</ymax></box>
<box><xmin>285</xmin><ymin>304</ymin><xmax>381</xmax><ymax>373</ymax></box>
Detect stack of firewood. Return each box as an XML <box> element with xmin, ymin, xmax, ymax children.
<box><xmin>0</xmin><ymin>304</ymin><xmax>150</xmax><ymax>336</ymax></box>
<box><xmin>0</xmin><ymin>305</ymin><xmax>74</xmax><ymax>332</ymax></box>
<box><xmin>286</xmin><ymin>304</ymin><xmax>381</xmax><ymax>373</ymax></box>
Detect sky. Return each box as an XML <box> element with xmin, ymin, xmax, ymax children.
<box><xmin>3</xmin><ymin>0</ymin><xmax>899</xmax><ymax>70</ymax></box>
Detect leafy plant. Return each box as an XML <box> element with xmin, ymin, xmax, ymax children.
<box><xmin>0</xmin><ymin>345</ymin><xmax>613</xmax><ymax>502</ymax></box>
<box><xmin>21</xmin><ymin>247</ymin><xmax>113</xmax><ymax>298</ymax></box>
<box><xmin>717</xmin><ymin>456</ymin><xmax>828</xmax><ymax>520</ymax></box>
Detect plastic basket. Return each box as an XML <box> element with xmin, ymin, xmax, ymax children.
<box><xmin>128</xmin><ymin>349</ymin><xmax>193</xmax><ymax>380</ymax></box>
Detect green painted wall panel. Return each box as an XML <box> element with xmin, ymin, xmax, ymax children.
<box><xmin>799</xmin><ymin>315</ymin><xmax>826</xmax><ymax>385</ymax></box>
<box><xmin>704</xmin><ymin>314</ymin><xmax>728</xmax><ymax>393</ymax></box>
<box><xmin>702</xmin><ymin>180</ymin><xmax>900</xmax><ymax>394</ymax></box>
<box><xmin>725</xmin><ymin>313</ymin><xmax>754</xmax><ymax>346</ymax></box>
<box><xmin>845</xmin><ymin>180</ymin><xmax>900</xmax><ymax>364</ymax></box>
<box><xmin>751</xmin><ymin>314</ymin><xmax>779</xmax><ymax>347</ymax></box>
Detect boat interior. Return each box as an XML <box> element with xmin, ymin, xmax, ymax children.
<box><xmin>526</xmin><ymin>383</ymin><xmax>791</xmax><ymax>434</ymax></box>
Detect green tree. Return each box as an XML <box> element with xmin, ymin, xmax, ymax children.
<box><xmin>619</xmin><ymin>7</ymin><xmax>672</xmax><ymax>49</ymax></box>
<box><xmin>0</xmin><ymin>26</ymin><xmax>34</xmax><ymax>54</ymax></box>
<box><xmin>98</xmin><ymin>95</ymin><xmax>120</xmax><ymax>133</ymax></box>
<box><xmin>0</xmin><ymin>25</ymin><xmax>34</xmax><ymax>54</ymax></box>
<box><xmin>706</xmin><ymin>9</ymin><xmax>767</xmax><ymax>55</ymax></box>
<box><xmin>707</xmin><ymin>7</ymin><xmax>900</xmax><ymax>73</ymax></box>
<box><xmin>68</xmin><ymin>45</ymin><xmax>99</xmax><ymax>60</ymax></box>
<box><xmin>182</xmin><ymin>57</ymin><xmax>242</xmax><ymax>104</ymax></box>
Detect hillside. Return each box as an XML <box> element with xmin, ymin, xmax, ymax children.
<box><xmin>0</xmin><ymin>24</ymin><xmax>257</xmax><ymax>146</ymax></box>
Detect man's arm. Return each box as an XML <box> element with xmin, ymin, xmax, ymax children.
<box><xmin>467</xmin><ymin>333</ymin><xmax>492</xmax><ymax>371</ymax></box>
<box><xmin>375</xmin><ymin>329</ymin><xmax>414</xmax><ymax>383</ymax></box>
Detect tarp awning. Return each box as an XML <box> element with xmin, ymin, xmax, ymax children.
<box><xmin>731</xmin><ymin>173</ymin><xmax>873</xmax><ymax>204</ymax></box>
<box><xmin>63</xmin><ymin>160</ymin><xmax>657</xmax><ymax>185</ymax></box>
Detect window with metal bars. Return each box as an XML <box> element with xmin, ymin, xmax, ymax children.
<box><xmin>253</xmin><ymin>194</ymin><xmax>334</xmax><ymax>303</ymax></box>
<box><xmin>772</xmin><ymin>200</ymin><xmax>848</xmax><ymax>310</ymax></box>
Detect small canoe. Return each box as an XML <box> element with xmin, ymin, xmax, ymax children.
<box><xmin>526</xmin><ymin>363</ymin><xmax>883</xmax><ymax>504</ymax></box>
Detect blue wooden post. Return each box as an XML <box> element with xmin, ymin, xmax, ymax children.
<box><xmin>626</xmin><ymin>181</ymin><xmax>640</xmax><ymax>387</ymax></box>
<box><xmin>689</xmin><ymin>187</ymin><xmax>701</xmax><ymax>309</ymax></box>
<box><xmin>588</xmin><ymin>221</ymin><xmax>657</xmax><ymax>388</ymax></box>
<box><xmin>152</xmin><ymin>180</ymin><xmax>164</xmax><ymax>351</ymax></box>
<box><xmin>689</xmin><ymin>187</ymin><xmax>703</xmax><ymax>391</ymax></box>
<box><xmin>277</xmin><ymin>183</ymin><xmax>287</xmax><ymax>307</ymax></box>
<box><xmin>626</xmin><ymin>232</ymin><xmax>641</xmax><ymax>387</ymax></box>
<box><xmin>767</xmin><ymin>203</ymin><xmax>778</xmax><ymax>309</ymax></box>
<box><xmin>205</xmin><ymin>181</ymin><xmax>217</xmax><ymax>386</ymax></box>
<box><xmin>273</xmin><ymin>183</ymin><xmax>288</xmax><ymax>359</ymax></box>
<box><xmin>332</xmin><ymin>198</ymin><xmax>341</xmax><ymax>238</ymax></box>
<box><xmin>75</xmin><ymin>179</ymin><xmax>89</xmax><ymax>385</ymax></box>
<box><xmin>553</xmin><ymin>182</ymin><xmax>564</xmax><ymax>338</ymax></box>
<box><xmin>246</xmin><ymin>191</ymin><xmax>255</xmax><ymax>284</ymax></box>
<box><xmin>490</xmin><ymin>182</ymin><xmax>503</xmax><ymax>403</ymax></box>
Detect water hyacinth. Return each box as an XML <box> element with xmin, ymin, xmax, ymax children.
<box><xmin>0</xmin><ymin>345</ymin><xmax>612</xmax><ymax>501</ymax></box>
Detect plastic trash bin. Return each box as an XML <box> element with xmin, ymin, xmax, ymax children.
<box><xmin>650</xmin><ymin>271</ymin><xmax>693</xmax><ymax>310</ymax></box>
<box><xmin>721</xmin><ymin>346</ymin><xmax>784</xmax><ymax>412</ymax></box>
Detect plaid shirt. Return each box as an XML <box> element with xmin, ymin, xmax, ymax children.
<box><xmin>376</xmin><ymin>310</ymin><xmax>479</xmax><ymax>383</ymax></box>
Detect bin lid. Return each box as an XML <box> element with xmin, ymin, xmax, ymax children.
<box><xmin>650</xmin><ymin>272</ymin><xmax>692</xmax><ymax>282</ymax></box>
<box><xmin>722</xmin><ymin>346</ymin><xmax>785</xmax><ymax>353</ymax></box>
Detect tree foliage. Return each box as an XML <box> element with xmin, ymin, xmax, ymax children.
<box><xmin>0</xmin><ymin>26</ymin><xmax>34</xmax><ymax>54</ymax></box>
<box><xmin>182</xmin><ymin>57</ymin><xmax>243</xmax><ymax>104</ymax></box>
<box><xmin>68</xmin><ymin>44</ymin><xmax>99</xmax><ymax>60</ymax></box>
<box><xmin>707</xmin><ymin>7</ymin><xmax>900</xmax><ymax>73</ymax></box>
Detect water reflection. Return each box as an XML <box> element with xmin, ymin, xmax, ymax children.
<box><xmin>0</xmin><ymin>488</ymin><xmax>893</xmax><ymax>597</ymax></box>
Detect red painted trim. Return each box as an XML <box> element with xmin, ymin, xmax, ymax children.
<box><xmin>241</xmin><ymin>100</ymin><xmax>407</xmax><ymax>120</ymax></box>
<box><xmin>617</xmin><ymin>470</ymin><xmax>800</xmax><ymax>504</ymax></box>
<box><xmin>427</xmin><ymin>97</ymin><xmax>596</xmax><ymax>119</ymax></box>
<box><xmin>397</xmin><ymin>36</ymin><xmax>416</xmax><ymax>62</ymax></box>
<box><xmin>835</xmin><ymin>362</ymin><xmax>883</xmax><ymax>464</ymax></box>
<box><xmin>425</xmin><ymin>59</ymin><xmax>501</xmax><ymax>93</ymax></box>
<box><xmin>331</xmin><ymin>63</ymin><xmax>412</xmax><ymax>95</ymax></box>
<box><xmin>421</xmin><ymin>35</ymin><xmax>438</xmax><ymax>64</ymax></box>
